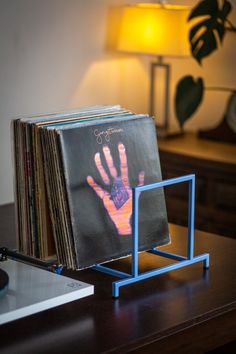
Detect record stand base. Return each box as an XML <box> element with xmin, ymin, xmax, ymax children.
<box><xmin>93</xmin><ymin>175</ymin><xmax>210</xmax><ymax>298</ymax></box>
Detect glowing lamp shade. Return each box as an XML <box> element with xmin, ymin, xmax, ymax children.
<box><xmin>117</xmin><ymin>4</ymin><xmax>190</xmax><ymax>57</ymax></box>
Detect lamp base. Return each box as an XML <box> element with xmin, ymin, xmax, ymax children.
<box><xmin>156</xmin><ymin>125</ymin><xmax>184</xmax><ymax>139</ymax></box>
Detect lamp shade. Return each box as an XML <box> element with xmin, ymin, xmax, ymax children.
<box><xmin>117</xmin><ymin>3</ymin><xmax>190</xmax><ymax>57</ymax></box>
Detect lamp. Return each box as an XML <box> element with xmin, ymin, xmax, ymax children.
<box><xmin>116</xmin><ymin>2</ymin><xmax>189</xmax><ymax>137</ymax></box>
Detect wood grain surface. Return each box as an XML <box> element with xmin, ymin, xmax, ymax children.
<box><xmin>0</xmin><ymin>204</ymin><xmax>235</xmax><ymax>354</ymax></box>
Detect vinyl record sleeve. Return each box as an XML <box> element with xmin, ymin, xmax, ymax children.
<box><xmin>57</xmin><ymin>115</ymin><xmax>170</xmax><ymax>268</ymax></box>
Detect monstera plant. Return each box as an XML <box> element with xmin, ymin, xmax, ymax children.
<box><xmin>175</xmin><ymin>0</ymin><xmax>236</xmax><ymax>130</ymax></box>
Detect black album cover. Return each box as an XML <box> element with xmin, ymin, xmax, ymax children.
<box><xmin>57</xmin><ymin>116</ymin><xmax>169</xmax><ymax>269</ymax></box>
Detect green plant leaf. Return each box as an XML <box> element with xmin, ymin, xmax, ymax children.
<box><xmin>188</xmin><ymin>0</ymin><xmax>232</xmax><ymax>63</ymax></box>
<box><xmin>175</xmin><ymin>76</ymin><xmax>204</xmax><ymax>128</ymax></box>
<box><xmin>189</xmin><ymin>0</ymin><xmax>218</xmax><ymax>19</ymax></box>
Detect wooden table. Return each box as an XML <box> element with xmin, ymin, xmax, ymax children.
<box><xmin>0</xmin><ymin>203</ymin><xmax>236</xmax><ymax>354</ymax></box>
<box><xmin>158</xmin><ymin>133</ymin><xmax>236</xmax><ymax>239</ymax></box>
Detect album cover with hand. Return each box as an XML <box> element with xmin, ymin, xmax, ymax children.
<box><xmin>57</xmin><ymin>115</ymin><xmax>169</xmax><ymax>269</ymax></box>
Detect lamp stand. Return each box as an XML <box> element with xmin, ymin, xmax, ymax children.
<box><xmin>149</xmin><ymin>56</ymin><xmax>182</xmax><ymax>138</ymax></box>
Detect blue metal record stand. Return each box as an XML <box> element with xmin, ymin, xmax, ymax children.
<box><xmin>93</xmin><ymin>174</ymin><xmax>210</xmax><ymax>298</ymax></box>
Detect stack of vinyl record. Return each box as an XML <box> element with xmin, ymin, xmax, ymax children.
<box><xmin>12</xmin><ymin>105</ymin><xmax>170</xmax><ymax>270</ymax></box>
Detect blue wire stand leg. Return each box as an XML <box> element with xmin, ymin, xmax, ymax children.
<box><xmin>93</xmin><ymin>174</ymin><xmax>210</xmax><ymax>298</ymax></box>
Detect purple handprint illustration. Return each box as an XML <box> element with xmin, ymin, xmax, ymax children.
<box><xmin>87</xmin><ymin>143</ymin><xmax>145</xmax><ymax>235</ymax></box>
